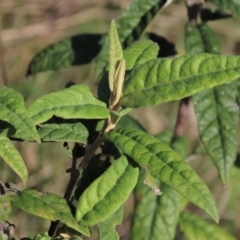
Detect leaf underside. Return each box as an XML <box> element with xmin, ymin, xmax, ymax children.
<box><xmin>105</xmin><ymin>128</ymin><xmax>219</xmax><ymax>222</ymax></box>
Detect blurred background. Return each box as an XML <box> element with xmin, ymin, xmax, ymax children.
<box><xmin>1</xmin><ymin>0</ymin><xmax>240</xmax><ymax>238</ymax></box>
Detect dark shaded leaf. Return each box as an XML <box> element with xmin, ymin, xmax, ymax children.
<box><xmin>27</xmin><ymin>34</ymin><xmax>102</xmax><ymax>76</ymax></box>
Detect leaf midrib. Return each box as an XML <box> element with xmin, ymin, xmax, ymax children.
<box><xmin>114</xmin><ymin>130</ymin><xmax>216</xmax><ymax>217</ymax></box>
<box><xmin>122</xmin><ymin>64</ymin><xmax>240</xmax><ymax>97</ymax></box>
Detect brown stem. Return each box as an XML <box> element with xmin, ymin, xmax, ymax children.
<box><xmin>48</xmin><ymin>135</ymin><xmax>105</xmax><ymax>237</ymax></box>
<box><xmin>173</xmin><ymin>97</ymin><xmax>190</xmax><ymax>137</ymax></box>
<box><xmin>185</xmin><ymin>0</ymin><xmax>202</xmax><ymax>24</ymax></box>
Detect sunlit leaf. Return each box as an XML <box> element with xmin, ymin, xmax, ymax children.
<box><xmin>0</xmin><ymin>135</ymin><xmax>28</xmax><ymax>185</ymax></box>
<box><xmin>95</xmin><ymin>0</ymin><xmax>171</xmax><ymax>77</ymax></box>
<box><xmin>108</xmin><ymin>20</ymin><xmax>124</xmax><ymax>92</ymax></box>
<box><xmin>186</xmin><ymin>23</ymin><xmax>239</xmax><ymax>183</ymax></box>
<box><xmin>130</xmin><ymin>133</ymin><xmax>187</xmax><ymax>240</ymax></box>
<box><xmin>179</xmin><ymin>212</ymin><xmax>236</xmax><ymax>240</ymax></box>
<box><xmin>0</xmin><ymin>86</ymin><xmax>40</xmax><ymax>142</ymax></box>
<box><xmin>27</xmin><ymin>85</ymin><xmax>109</xmax><ymax>125</ymax></box>
<box><xmin>123</xmin><ymin>40</ymin><xmax>158</xmax><ymax>70</ymax></box>
<box><xmin>97</xmin><ymin>40</ymin><xmax>158</xmax><ymax>105</ymax></box>
<box><xmin>75</xmin><ymin>155</ymin><xmax>139</xmax><ymax>226</ymax></box>
<box><xmin>120</xmin><ymin>53</ymin><xmax>240</xmax><ymax>108</ymax></box>
<box><xmin>11</xmin><ymin>190</ymin><xmax>90</xmax><ymax>236</ymax></box>
<box><xmin>105</xmin><ymin>128</ymin><xmax>218</xmax><ymax>222</ymax></box>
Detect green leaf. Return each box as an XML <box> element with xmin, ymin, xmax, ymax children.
<box><xmin>179</xmin><ymin>212</ymin><xmax>236</xmax><ymax>240</ymax></box>
<box><xmin>11</xmin><ymin>190</ymin><xmax>90</xmax><ymax>237</ymax></box>
<box><xmin>0</xmin><ymin>195</ymin><xmax>11</xmax><ymax>222</ymax></box>
<box><xmin>75</xmin><ymin>155</ymin><xmax>139</xmax><ymax>226</ymax></box>
<box><xmin>105</xmin><ymin>128</ymin><xmax>219</xmax><ymax>222</ymax></box>
<box><xmin>123</xmin><ymin>40</ymin><xmax>159</xmax><ymax>70</ymax></box>
<box><xmin>187</xmin><ymin>23</ymin><xmax>239</xmax><ymax>183</ymax></box>
<box><xmin>120</xmin><ymin>53</ymin><xmax>240</xmax><ymax>108</ymax></box>
<box><xmin>99</xmin><ymin>206</ymin><xmax>123</xmax><ymax>240</ymax></box>
<box><xmin>27</xmin><ymin>85</ymin><xmax>109</xmax><ymax>125</ymax></box>
<box><xmin>0</xmin><ymin>135</ymin><xmax>28</xmax><ymax>185</ymax></box>
<box><xmin>209</xmin><ymin>0</ymin><xmax>240</xmax><ymax>17</ymax></box>
<box><xmin>133</xmin><ymin>183</ymin><xmax>181</xmax><ymax>240</ymax></box>
<box><xmin>117</xmin><ymin>115</ymin><xmax>145</xmax><ymax>131</ymax></box>
<box><xmin>184</xmin><ymin>23</ymin><xmax>204</xmax><ymax>54</ymax></box>
<box><xmin>0</xmin><ymin>86</ymin><xmax>40</xmax><ymax>142</ymax></box>
<box><xmin>97</xmin><ymin>40</ymin><xmax>158</xmax><ymax>105</ymax></box>
<box><xmin>130</xmin><ymin>133</ymin><xmax>186</xmax><ymax>240</ymax></box>
<box><xmin>94</xmin><ymin>0</ymin><xmax>171</xmax><ymax>77</ymax></box>
<box><xmin>193</xmin><ymin>84</ymin><xmax>239</xmax><ymax>183</ymax></box>
<box><xmin>38</xmin><ymin>123</ymin><xmax>88</xmax><ymax>143</ymax></box>
<box><xmin>108</xmin><ymin>20</ymin><xmax>124</xmax><ymax>92</ymax></box>
<box><xmin>197</xmin><ymin>23</ymin><xmax>221</xmax><ymax>54</ymax></box>
<box><xmin>27</xmin><ymin>34</ymin><xmax>102</xmax><ymax>76</ymax></box>
<box><xmin>200</xmin><ymin>8</ymin><xmax>232</xmax><ymax>22</ymax></box>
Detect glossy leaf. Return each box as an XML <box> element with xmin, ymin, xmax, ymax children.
<box><xmin>0</xmin><ymin>135</ymin><xmax>28</xmax><ymax>185</ymax></box>
<box><xmin>200</xmin><ymin>8</ymin><xmax>231</xmax><ymax>22</ymax></box>
<box><xmin>11</xmin><ymin>190</ymin><xmax>90</xmax><ymax>236</ymax></box>
<box><xmin>105</xmin><ymin>128</ymin><xmax>219</xmax><ymax>222</ymax></box>
<box><xmin>130</xmin><ymin>133</ymin><xmax>186</xmax><ymax>240</ymax></box>
<box><xmin>0</xmin><ymin>86</ymin><xmax>40</xmax><ymax>142</ymax></box>
<box><xmin>0</xmin><ymin>195</ymin><xmax>11</xmax><ymax>222</ymax></box>
<box><xmin>27</xmin><ymin>85</ymin><xmax>109</xmax><ymax>125</ymax></box>
<box><xmin>188</xmin><ymin>23</ymin><xmax>239</xmax><ymax>183</ymax></box>
<box><xmin>99</xmin><ymin>206</ymin><xmax>123</xmax><ymax>240</ymax></box>
<box><xmin>179</xmin><ymin>212</ymin><xmax>236</xmax><ymax>240</ymax></box>
<box><xmin>94</xmin><ymin>0</ymin><xmax>171</xmax><ymax>77</ymax></box>
<box><xmin>27</xmin><ymin>34</ymin><xmax>102</xmax><ymax>76</ymax></box>
<box><xmin>120</xmin><ymin>53</ymin><xmax>240</xmax><ymax>108</ymax></box>
<box><xmin>38</xmin><ymin>122</ymin><xmax>88</xmax><ymax>143</ymax></box>
<box><xmin>123</xmin><ymin>40</ymin><xmax>158</xmax><ymax>70</ymax></box>
<box><xmin>210</xmin><ymin>0</ymin><xmax>240</xmax><ymax>17</ymax></box>
<box><xmin>108</xmin><ymin>20</ymin><xmax>123</xmax><ymax>92</ymax></box>
<box><xmin>75</xmin><ymin>155</ymin><xmax>139</xmax><ymax>226</ymax></box>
